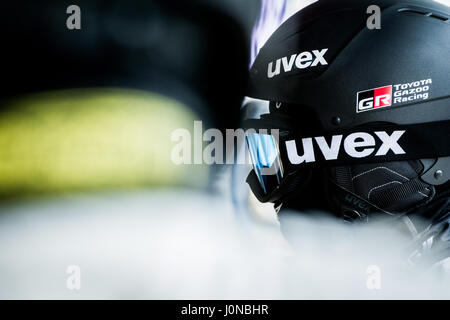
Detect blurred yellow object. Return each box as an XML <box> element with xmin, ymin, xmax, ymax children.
<box><xmin>0</xmin><ymin>88</ymin><xmax>205</xmax><ymax>199</ymax></box>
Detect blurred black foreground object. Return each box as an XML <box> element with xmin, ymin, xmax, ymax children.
<box><xmin>1</xmin><ymin>0</ymin><xmax>259</xmax><ymax>131</ymax></box>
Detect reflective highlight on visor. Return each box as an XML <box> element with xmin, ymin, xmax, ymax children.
<box><xmin>246</xmin><ymin>133</ymin><xmax>284</xmax><ymax>194</ymax></box>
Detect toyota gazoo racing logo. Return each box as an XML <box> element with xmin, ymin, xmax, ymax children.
<box><xmin>356</xmin><ymin>79</ymin><xmax>432</xmax><ymax>113</ymax></box>
<box><xmin>357</xmin><ymin>85</ymin><xmax>392</xmax><ymax>112</ymax></box>
<box><xmin>267</xmin><ymin>48</ymin><xmax>328</xmax><ymax>78</ymax></box>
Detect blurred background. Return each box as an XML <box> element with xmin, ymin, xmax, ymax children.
<box><xmin>0</xmin><ymin>0</ymin><xmax>449</xmax><ymax>299</ymax></box>
<box><xmin>0</xmin><ymin>0</ymin><xmax>315</xmax><ymax>237</ymax></box>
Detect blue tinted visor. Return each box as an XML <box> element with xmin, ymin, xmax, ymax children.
<box><xmin>246</xmin><ymin>132</ymin><xmax>284</xmax><ymax>195</ymax></box>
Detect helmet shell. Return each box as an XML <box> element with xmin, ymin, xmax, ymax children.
<box><xmin>248</xmin><ymin>0</ymin><xmax>450</xmax><ymax>131</ymax></box>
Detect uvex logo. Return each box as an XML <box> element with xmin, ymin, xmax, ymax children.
<box><xmin>267</xmin><ymin>48</ymin><xmax>328</xmax><ymax>79</ymax></box>
<box><xmin>344</xmin><ymin>194</ymin><xmax>370</xmax><ymax>211</ymax></box>
<box><xmin>286</xmin><ymin>130</ymin><xmax>406</xmax><ymax>164</ymax></box>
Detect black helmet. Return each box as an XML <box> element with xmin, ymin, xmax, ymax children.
<box><xmin>243</xmin><ymin>0</ymin><xmax>450</xmax><ymax>219</ymax></box>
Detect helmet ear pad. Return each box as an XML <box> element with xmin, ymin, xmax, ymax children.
<box><xmin>328</xmin><ymin>160</ymin><xmax>436</xmax><ymax>216</ymax></box>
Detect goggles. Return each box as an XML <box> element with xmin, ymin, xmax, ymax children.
<box><xmin>243</xmin><ymin>118</ymin><xmax>450</xmax><ymax>203</ymax></box>
<box><xmin>246</xmin><ymin>132</ymin><xmax>284</xmax><ymax>195</ymax></box>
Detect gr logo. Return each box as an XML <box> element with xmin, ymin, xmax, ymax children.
<box><xmin>357</xmin><ymin>85</ymin><xmax>392</xmax><ymax>113</ymax></box>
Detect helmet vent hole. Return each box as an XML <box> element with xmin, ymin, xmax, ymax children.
<box><xmin>398</xmin><ymin>8</ymin><xmax>428</xmax><ymax>15</ymax></box>
<box><xmin>398</xmin><ymin>8</ymin><xmax>449</xmax><ymax>22</ymax></box>
<box><xmin>428</xmin><ymin>13</ymin><xmax>449</xmax><ymax>22</ymax></box>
